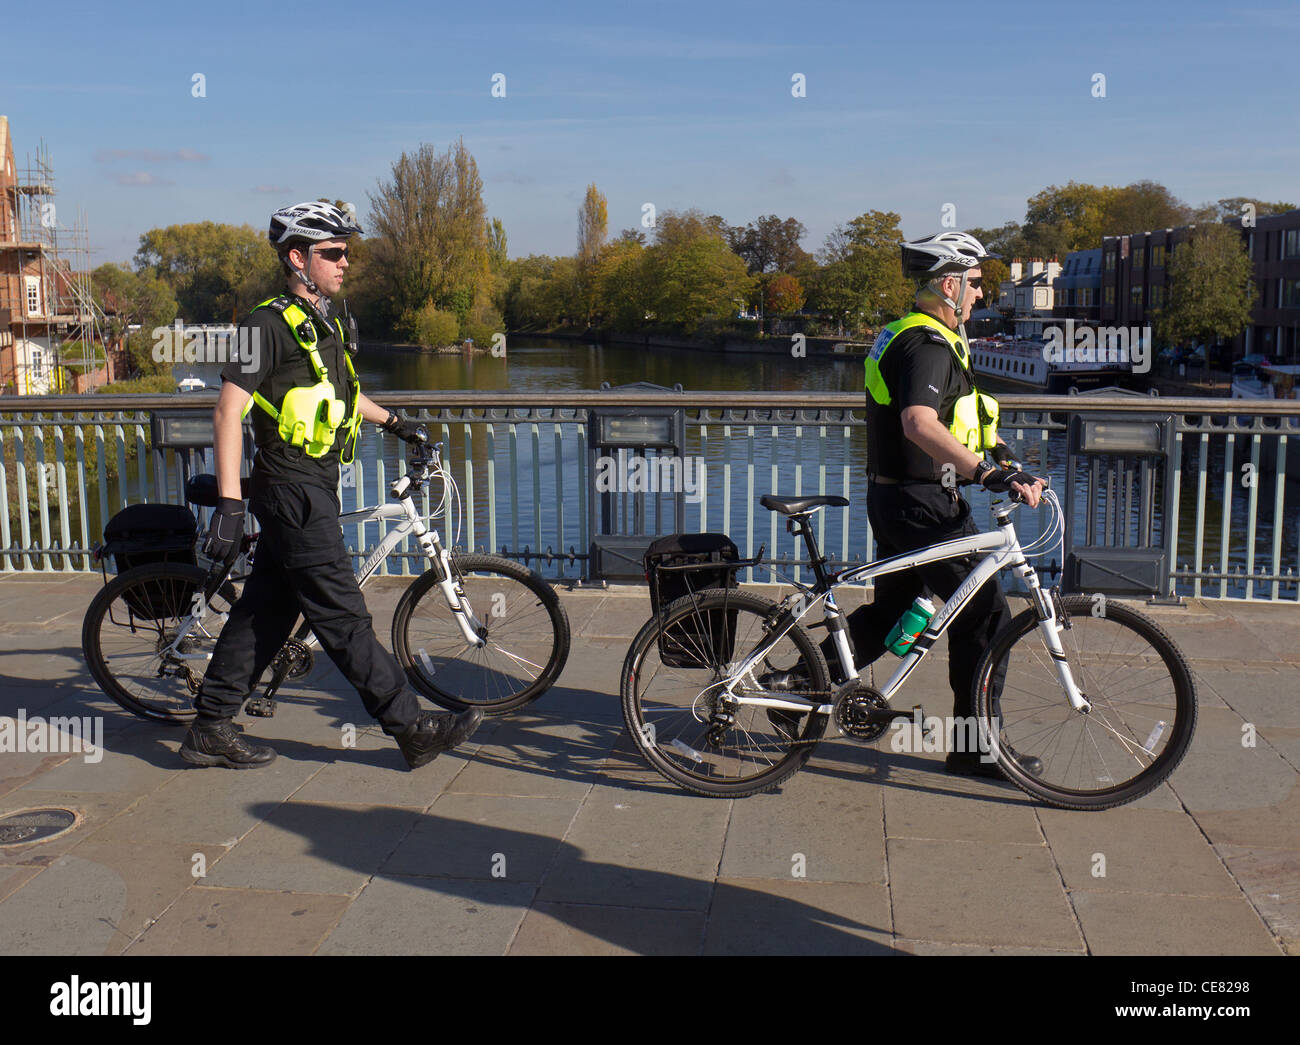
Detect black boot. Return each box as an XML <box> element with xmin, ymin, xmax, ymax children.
<box><xmin>181</xmin><ymin>719</ymin><xmax>276</xmax><ymax>769</ymax></box>
<box><xmin>944</xmin><ymin>748</ymin><xmax>1044</xmax><ymax>780</ymax></box>
<box><xmin>395</xmin><ymin>708</ymin><xmax>484</xmax><ymax>769</ymax></box>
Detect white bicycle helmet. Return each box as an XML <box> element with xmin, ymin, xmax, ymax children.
<box><xmin>268</xmin><ymin>201</ymin><xmax>362</xmax><ymax>247</ymax></box>
<box><xmin>269</xmin><ymin>201</ymin><xmax>361</xmax><ymax>300</ymax></box>
<box><xmin>900</xmin><ymin>231</ymin><xmax>994</xmax><ymax>277</ymax></box>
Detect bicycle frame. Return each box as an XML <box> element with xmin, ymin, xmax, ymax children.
<box><xmin>163</xmin><ymin>443</ymin><xmax>485</xmax><ymax>666</ymax></box>
<box><xmin>722</xmin><ymin>493</ymin><xmax>1090</xmax><ymax>719</ymax></box>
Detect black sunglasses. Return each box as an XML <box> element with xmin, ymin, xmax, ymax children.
<box><xmin>314</xmin><ymin>246</ymin><xmax>349</xmax><ymax>262</ymax></box>
<box><xmin>945</xmin><ymin>274</ymin><xmax>982</xmax><ymax>289</ymax></box>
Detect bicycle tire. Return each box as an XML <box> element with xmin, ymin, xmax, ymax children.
<box><xmin>972</xmin><ymin>594</ymin><xmax>1197</xmax><ymax>811</ymax></box>
<box><xmin>82</xmin><ymin>562</ymin><xmax>239</xmax><ymax>724</ymax></box>
<box><xmin>621</xmin><ymin>588</ymin><xmax>831</xmax><ymax>797</ymax></box>
<box><xmin>392</xmin><ymin>553</ymin><xmax>570</xmax><ymax>715</ymax></box>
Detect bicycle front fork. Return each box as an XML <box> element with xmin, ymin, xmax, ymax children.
<box><xmin>1015</xmin><ymin>562</ymin><xmax>1090</xmax><ymax>714</ymax></box>
<box><xmin>419</xmin><ymin>527</ymin><xmax>487</xmax><ymax>649</ymax></box>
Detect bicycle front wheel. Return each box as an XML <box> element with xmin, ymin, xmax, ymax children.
<box><xmin>392</xmin><ymin>553</ymin><xmax>570</xmax><ymax>715</ymax></box>
<box><xmin>82</xmin><ymin>562</ymin><xmax>239</xmax><ymax>723</ymax></box>
<box><xmin>621</xmin><ymin>589</ymin><xmax>831</xmax><ymax>797</ymax></box>
<box><xmin>972</xmin><ymin>595</ymin><xmax>1197</xmax><ymax>810</ymax></box>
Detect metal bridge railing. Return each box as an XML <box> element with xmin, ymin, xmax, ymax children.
<box><xmin>2</xmin><ymin>392</ymin><xmax>1298</xmax><ymax>603</ymax></box>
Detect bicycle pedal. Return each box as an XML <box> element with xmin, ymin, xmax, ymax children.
<box><xmin>244</xmin><ymin>697</ymin><xmax>277</xmax><ymax>717</ymax></box>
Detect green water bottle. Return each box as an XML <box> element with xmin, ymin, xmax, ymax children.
<box><xmin>885</xmin><ymin>597</ymin><xmax>936</xmax><ymax>656</ymax></box>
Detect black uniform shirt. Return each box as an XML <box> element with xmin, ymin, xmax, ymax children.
<box><xmin>865</xmin><ymin>312</ymin><xmax>973</xmax><ymax>481</ymax></box>
<box><xmin>220</xmin><ymin>295</ymin><xmax>358</xmax><ymax>491</ymax></box>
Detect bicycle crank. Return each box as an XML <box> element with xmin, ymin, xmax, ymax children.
<box><xmin>833</xmin><ymin>683</ymin><xmax>917</xmax><ymax>743</ymax></box>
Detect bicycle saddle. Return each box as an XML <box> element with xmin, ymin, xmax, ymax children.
<box><xmin>185</xmin><ymin>473</ymin><xmax>253</xmax><ymax>506</ymax></box>
<box><xmin>760</xmin><ymin>494</ymin><xmax>850</xmax><ymax>516</ymax></box>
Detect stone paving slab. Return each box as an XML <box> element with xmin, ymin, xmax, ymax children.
<box><xmin>1068</xmin><ymin>891</ymin><xmax>1283</xmax><ymax>955</ymax></box>
<box><xmin>126</xmin><ymin>886</ymin><xmax>353</xmax><ymax>956</ymax></box>
<box><xmin>509</xmin><ymin>900</ymin><xmax>706</xmax><ymax>955</ymax></box>
<box><xmin>200</xmin><ymin>802</ymin><xmax>423</xmax><ymax>895</ymax></box>
<box><xmin>381</xmin><ymin>795</ymin><xmax>581</xmax><ymax>881</ymax></box>
<box><xmin>1038</xmin><ymin>807</ymin><xmax>1242</xmax><ymax>897</ymax></box>
<box><xmin>888</xmin><ymin>837</ymin><xmax>1083</xmax><ymax>950</ymax></box>
<box><xmin>0</xmin><ymin>581</ymin><xmax>1295</xmax><ymax>955</ymax></box>
<box><xmin>703</xmin><ymin>878</ymin><xmax>894</xmax><ymax>955</ymax></box>
<box><xmin>316</xmin><ymin>875</ymin><xmax>536</xmax><ymax>955</ymax></box>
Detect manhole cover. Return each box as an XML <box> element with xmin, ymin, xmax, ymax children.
<box><xmin>0</xmin><ymin>808</ymin><xmax>79</xmax><ymax>846</ymax></box>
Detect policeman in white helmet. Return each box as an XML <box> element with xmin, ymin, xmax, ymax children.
<box><xmin>850</xmin><ymin>231</ymin><xmax>1046</xmax><ymax>779</ymax></box>
<box><xmin>181</xmin><ymin>201</ymin><xmax>482</xmax><ymax>770</ymax></box>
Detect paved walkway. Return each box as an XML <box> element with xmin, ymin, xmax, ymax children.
<box><xmin>0</xmin><ymin>572</ymin><xmax>1295</xmax><ymax>955</ymax></box>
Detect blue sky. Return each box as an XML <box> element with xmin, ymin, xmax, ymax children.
<box><xmin>4</xmin><ymin>0</ymin><xmax>1297</xmax><ymax>266</ymax></box>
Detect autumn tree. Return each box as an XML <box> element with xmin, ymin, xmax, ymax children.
<box><xmin>366</xmin><ymin>138</ymin><xmax>490</xmax><ymax>339</ymax></box>
<box><xmin>765</xmin><ymin>273</ymin><xmax>805</xmax><ymax>314</ymax></box>
<box><xmin>576</xmin><ymin>184</ymin><xmax>609</xmax><ymax>325</ymax></box>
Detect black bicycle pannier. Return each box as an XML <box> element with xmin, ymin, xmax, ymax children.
<box><xmin>101</xmin><ymin>503</ymin><xmax>198</xmax><ymax>618</ymax></box>
<box><xmin>644</xmin><ymin>533</ymin><xmax>740</xmax><ymax>669</ymax></box>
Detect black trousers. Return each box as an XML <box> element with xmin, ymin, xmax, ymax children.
<box><xmin>822</xmin><ymin>481</ymin><xmax>1011</xmax><ymax>719</ymax></box>
<box><xmin>195</xmin><ymin>481</ymin><xmax>420</xmax><ymax>735</ymax></box>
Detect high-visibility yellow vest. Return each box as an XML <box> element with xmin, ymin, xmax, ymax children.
<box><xmin>241</xmin><ymin>296</ymin><xmax>362</xmax><ymax>463</ymax></box>
<box><xmin>866</xmin><ymin>311</ymin><xmax>999</xmax><ymax>453</ymax></box>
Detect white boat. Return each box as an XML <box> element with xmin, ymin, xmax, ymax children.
<box><xmin>969</xmin><ymin>335</ymin><xmax>1133</xmax><ymax>392</ymax></box>
<box><xmin>1230</xmin><ymin>362</ymin><xmax>1300</xmax><ymax>402</ymax></box>
<box><xmin>176</xmin><ymin>376</ymin><xmax>207</xmax><ymax>393</ymax></box>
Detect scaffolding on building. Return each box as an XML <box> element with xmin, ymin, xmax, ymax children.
<box><xmin>0</xmin><ymin>139</ymin><xmax>107</xmax><ymax>394</ymax></box>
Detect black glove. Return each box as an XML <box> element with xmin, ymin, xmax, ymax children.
<box><xmin>382</xmin><ymin>411</ymin><xmax>427</xmax><ymax>445</ymax></box>
<box><xmin>991</xmin><ymin>443</ymin><xmax>1020</xmax><ymax>469</ymax></box>
<box><xmin>979</xmin><ymin>465</ymin><xmax>1041</xmax><ymax>494</ymax></box>
<box><xmin>203</xmin><ymin>497</ymin><xmax>245</xmax><ymax>564</ymax></box>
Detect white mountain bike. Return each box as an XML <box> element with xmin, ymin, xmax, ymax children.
<box><xmin>83</xmin><ymin>438</ymin><xmax>570</xmax><ymax>722</ymax></box>
<box><xmin>621</xmin><ymin>484</ymin><xmax>1197</xmax><ymax>811</ymax></box>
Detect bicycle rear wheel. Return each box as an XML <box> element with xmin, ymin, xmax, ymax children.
<box><xmin>972</xmin><ymin>595</ymin><xmax>1197</xmax><ymax>810</ymax></box>
<box><xmin>621</xmin><ymin>589</ymin><xmax>831</xmax><ymax>797</ymax></box>
<box><xmin>82</xmin><ymin>562</ymin><xmax>239</xmax><ymax>723</ymax></box>
<box><xmin>392</xmin><ymin>553</ymin><xmax>570</xmax><ymax>715</ymax></box>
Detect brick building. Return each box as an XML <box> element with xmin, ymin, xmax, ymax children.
<box><xmin>1100</xmin><ymin>210</ymin><xmax>1300</xmax><ymax>364</ymax></box>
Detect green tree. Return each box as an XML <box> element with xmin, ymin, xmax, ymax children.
<box><xmin>1104</xmin><ymin>180</ymin><xmax>1192</xmax><ymax>237</ymax></box>
<box><xmin>644</xmin><ymin>215</ymin><xmax>754</xmax><ymax>330</ymax></box>
<box><xmin>1204</xmin><ymin>197</ymin><xmax>1297</xmax><ymax>225</ymax></box>
<box><xmin>134</xmin><ymin>222</ymin><xmax>279</xmax><ymax>322</ymax></box>
<box><xmin>806</xmin><ymin>210</ymin><xmax>910</xmax><ymax>331</ymax></box>
<box><xmin>366</xmin><ymin>139</ymin><xmax>490</xmax><ymax>329</ymax></box>
<box><xmin>91</xmin><ymin>263</ymin><xmax>179</xmax><ymax>377</ymax></box>
<box><xmin>980</xmin><ymin>256</ymin><xmax>1010</xmax><ymax>309</ymax></box>
<box><xmin>487</xmin><ymin>217</ymin><xmax>509</xmax><ymax>272</ymax></box>
<box><xmin>729</xmin><ymin>215</ymin><xmax>809</xmax><ymax>274</ymax></box>
<box><xmin>1021</xmin><ymin>182</ymin><xmax>1112</xmax><ymax>259</ymax></box>
<box><xmin>1154</xmin><ymin>223</ymin><xmax>1256</xmax><ymax>350</ymax></box>
<box><xmin>967</xmin><ymin>221</ymin><xmax>1026</xmax><ymax>259</ymax></box>
<box><xmin>593</xmin><ymin>239</ymin><xmax>648</xmax><ymax>331</ymax></box>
